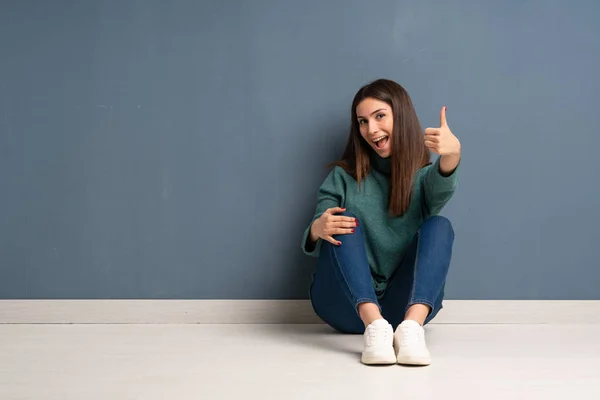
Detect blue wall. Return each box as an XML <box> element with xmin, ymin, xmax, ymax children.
<box><xmin>1</xmin><ymin>0</ymin><xmax>599</xmax><ymax>299</ymax></box>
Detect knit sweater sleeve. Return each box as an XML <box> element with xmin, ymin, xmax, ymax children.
<box><xmin>422</xmin><ymin>156</ymin><xmax>460</xmax><ymax>216</ymax></box>
<box><xmin>300</xmin><ymin>167</ymin><xmax>347</xmax><ymax>257</ymax></box>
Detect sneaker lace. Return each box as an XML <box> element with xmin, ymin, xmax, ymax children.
<box><xmin>400</xmin><ymin>325</ymin><xmax>421</xmax><ymax>346</ymax></box>
<box><xmin>366</xmin><ymin>324</ymin><xmax>389</xmax><ymax>346</ymax></box>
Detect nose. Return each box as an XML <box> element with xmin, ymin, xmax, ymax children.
<box><xmin>368</xmin><ymin>120</ymin><xmax>378</xmax><ymax>135</ymax></box>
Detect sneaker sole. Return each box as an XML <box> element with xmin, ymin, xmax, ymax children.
<box><xmin>396</xmin><ymin>354</ymin><xmax>431</xmax><ymax>366</ymax></box>
<box><xmin>361</xmin><ymin>352</ymin><xmax>397</xmax><ymax>365</ymax></box>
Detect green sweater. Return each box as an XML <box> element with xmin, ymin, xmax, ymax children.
<box><xmin>301</xmin><ymin>153</ymin><xmax>459</xmax><ymax>296</ymax></box>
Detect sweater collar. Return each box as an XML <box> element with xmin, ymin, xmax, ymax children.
<box><xmin>370</xmin><ymin>150</ymin><xmax>392</xmax><ymax>176</ymax></box>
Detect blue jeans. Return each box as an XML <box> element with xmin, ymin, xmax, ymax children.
<box><xmin>309</xmin><ymin>213</ymin><xmax>454</xmax><ymax>334</ymax></box>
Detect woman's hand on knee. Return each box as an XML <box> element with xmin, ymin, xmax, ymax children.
<box><xmin>310</xmin><ymin>207</ymin><xmax>358</xmax><ymax>246</ymax></box>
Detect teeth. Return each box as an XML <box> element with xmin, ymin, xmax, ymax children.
<box><xmin>373</xmin><ymin>136</ymin><xmax>387</xmax><ymax>142</ymax></box>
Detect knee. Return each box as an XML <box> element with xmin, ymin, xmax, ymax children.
<box><xmin>338</xmin><ymin>210</ymin><xmax>357</xmax><ymax>219</ymax></box>
<box><xmin>322</xmin><ymin>210</ymin><xmax>362</xmax><ymax>241</ymax></box>
<box><xmin>422</xmin><ymin>216</ymin><xmax>454</xmax><ymax>239</ymax></box>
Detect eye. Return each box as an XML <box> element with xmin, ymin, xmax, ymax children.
<box><xmin>376</xmin><ymin>113</ymin><xmax>385</xmax><ymax>119</ymax></box>
<box><xmin>358</xmin><ymin>119</ymin><xmax>367</xmax><ymax>125</ymax></box>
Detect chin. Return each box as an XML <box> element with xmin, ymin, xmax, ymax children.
<box><xmin>374</xmin><ymin>147</ymin><xmax>391</xmax><ymax>158</ymax></box>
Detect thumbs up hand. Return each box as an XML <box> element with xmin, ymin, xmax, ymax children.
<box><xmin>424</xmin><ymin>106</ymin><xmax>461</xmax><ymax>156</ymax></box>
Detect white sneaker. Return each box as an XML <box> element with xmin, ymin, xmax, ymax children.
<box><xmin>394</xmin><ymin>320</ymin><xmax>431</xmax><ymax>365</ymax></box>
<box><xmin>361</xmin><ymin>319</ymin><xmax>396</xmax><ymax>365</ymax></box>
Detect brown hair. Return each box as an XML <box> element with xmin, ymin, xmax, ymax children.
<box><xmin>329</xmin><ymin>79</ymin><xmax>431</xmax><ymax>217</ymax></box>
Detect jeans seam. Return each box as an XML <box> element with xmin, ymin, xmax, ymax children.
<box><xmin>330</xmin><ymin>244</ymin><xmax>379</xmax><ymax>312</ymax></box>
<box><xmin>406</xmin><ymin>298</ymin><xmax>435</xmax><ymax>309</ymax></box>
<box><xmin>355</xmin><ymin>297</ymin><xmax>376</xmax><ymax>305</ymax></box>
<box><xmin>408</xmin><ymin>231</ymin><xmax>420</xmax><ymax>306</ymax></box>
<box><xmin>330</xmin><ymin>245</ymin><xmax>357</xmax><ymax>303</ymax></box>
<box><xmin>330</xmin><ymin>245</ymin><xmax>370</xmax><ymax>309</ymax></box>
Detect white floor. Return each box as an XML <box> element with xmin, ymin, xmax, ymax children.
<box><xmin>1</xmin><ymin>323</ymin><xmax>599</xmax><ymax>400</ymax></box>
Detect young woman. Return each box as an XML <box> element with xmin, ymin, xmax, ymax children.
<box><xmin>301</xmin><ymin>79</ymin><xmax>460</xmax><ymax>366</ymax></box>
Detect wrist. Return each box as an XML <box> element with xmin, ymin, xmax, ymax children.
<box><xmin>309</xmin><ymin>221</ymin><xmax>320</xmax><ymax>243</ymax></box>
<box><xmin>443</xmin><ymin>150</ymin><xmax>461</xmax><ymax>158</ymax></box>
<box><xmin>442</xmin><ymin>147</ymin><xmax>461</xmax><ymax>158</ymax></box>
<box><xmin>451</xmin><ymin>140</ymin><xmax>461</xmax><ymax>156</ymax></box>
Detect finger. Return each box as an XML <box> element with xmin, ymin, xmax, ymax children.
<box><xmin>325</xmin><ymin>220</ymin><xmax>357</xmax><ymax>230</ymax></box>
<box><xmin>325</xmin><ymin>207</ymin><xmax>346</xmax><ymax>215</ymax></box>
<box><xmin>329</xmin><ymin>228</ymin><xmax>355</xmax><ymax>235</ymax></box>
<box><xmin>440</xmin><ymin>106</ymin><xmax>448</xmax><ymax>127</ymax></box>
<box><xmin>324</xmin><ymin>236</ymin><xmax>342</xmax><ymax>246</ymax></box>
<box><xmin>424</xmin><ymin>140</ymin><xmax>437</xmax><ymax>149</ymax></box>
<box><xmin>424</xmin><ymin>127</ymin><xmax>440</xmax><ymax>135</ymax></box>
<box><xmin>325</xmin><ymin>222</ymin><xmax>356</xmax><ymax>233</ymax></box>
<box><xmin>424</xmin><ymin>135</ymin><xmax>439</xmax><ymax>143</ymax></box>
<box><xmin>330</xmin><ymin>215</ymin><xmax>358</xmax><ymax>224</ymax></box>
<box><xmin>426</xmin><ymin>145</ymin><xmax>440</xmax><ymax>154</ymax></box>
<box><xmin>331</xmin><ymin>221</ymin><xmax>358</xmax><ymax>228</ymax></box>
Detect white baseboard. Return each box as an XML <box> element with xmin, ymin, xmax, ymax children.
<box><xmin>1</xmin><ymin>300</ymin><xmax>599</xmax><ymax>324</ymax></box>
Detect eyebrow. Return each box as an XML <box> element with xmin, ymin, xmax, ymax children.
<box><xmin>357</xmin><ymin>108</ymin><xmax>386</xmax><ymax>119</ymax></box>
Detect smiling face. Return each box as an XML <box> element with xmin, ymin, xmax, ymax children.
<box><xmin>356</xmin><ymin>97</ymin><xmax>394</xmax><ymax>158</ymax></box>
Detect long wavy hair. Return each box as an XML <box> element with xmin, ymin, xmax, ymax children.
<box><xmin>329</xmin><ymin>79</ymin><xmax>431</xmax><ymax>217</ymax></box>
